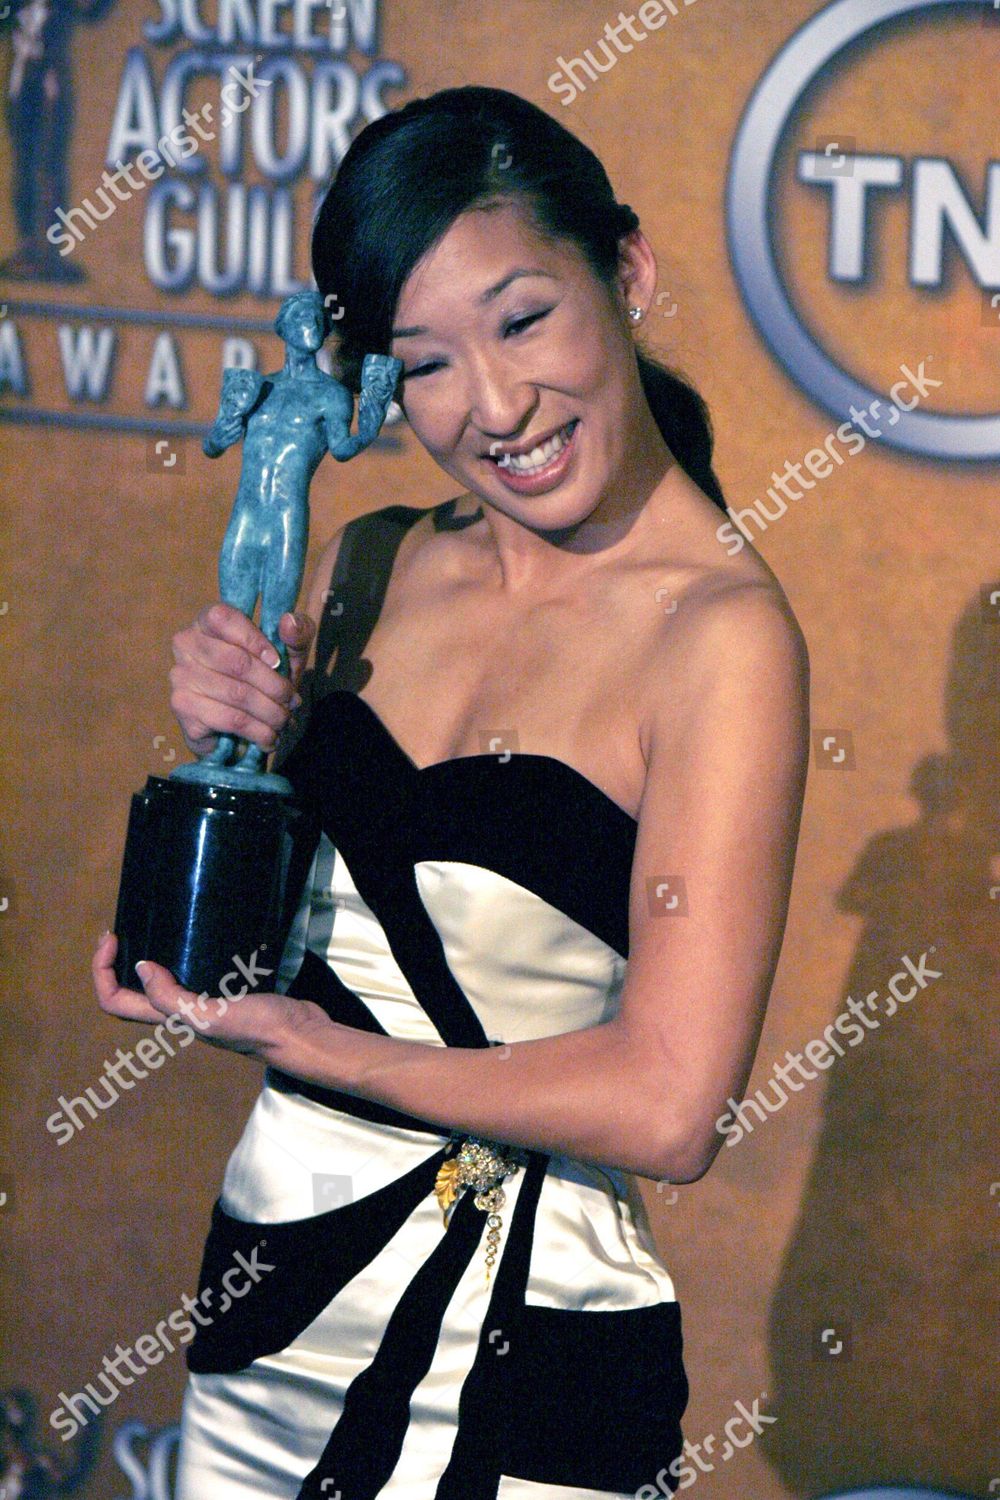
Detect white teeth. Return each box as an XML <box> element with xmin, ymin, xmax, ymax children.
<box><xmin>512</xmin><ymin>445</ymin><xmax>548</xmax><ymax>470</ymax></box>
<box><xmin>499</xmin><ymin>421</ymin><xmax>575</xmax><ymax>473</ymax></box>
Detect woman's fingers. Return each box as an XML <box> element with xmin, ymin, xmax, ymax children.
<box><xmin>92</xmin><ymin>931</ymin><xmax>166</xmax><ymax>1024</ymax></box>
<box><xmin>132</xmin><ymin>957</ymin><xmax>195</xmax><ymax>1020</ymax></box>
<box><xmin>94</xmin><ymin>933</ymin><xmax>336</xmax><ymax>1077</ymax></box>
<box><xmin>170</xmin><ymin>603</ymin><xmax>305</xmax><ymax>751</ymax></box>
<box><xmin>278</xmin><ymin>611</ymin><xmax>316</xmax><ymax>691</ymax></box>
<box><xmin>169</xmin><ymin>658</ymin><xmax>295</xmax><ymax>752</ymax></box>
<box><xmin>194</xmin><ymin>601</ymin><xmax>281</xmax><ymax>666</ymax></box>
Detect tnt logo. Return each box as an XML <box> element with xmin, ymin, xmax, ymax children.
<box><xmin>145</xmin><ymin>437</ymin><xmax>186</xmax><ymax>473</ymax></box>
<box><xmin>727</xmin><ymin>0</ymin><xmax>1000</xmax><ymax>460</ymax></box>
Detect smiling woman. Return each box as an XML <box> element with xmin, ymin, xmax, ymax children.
<box><xmin>100</xmin><ymin>83</ymin><xmax>809</xmax><ymax>1500</ymax></box>
<box><xmin>314</xmin><ymin>86</ymin><xmax>727</xmax><ymax>518</ymax></box>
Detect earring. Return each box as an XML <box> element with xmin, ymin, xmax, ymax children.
<box><xmin>628</xmin><ymin>306</ymin><xmax>643</xmax><ymax>322</ymax></box>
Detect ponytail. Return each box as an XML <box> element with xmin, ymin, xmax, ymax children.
<box><xmin>637</xmin><ymin>352</ymin><xmax>726</xmax><ymax>511</ymax></box>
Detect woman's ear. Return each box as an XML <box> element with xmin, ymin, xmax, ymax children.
<box><xmin>615</xmin><ymin>227</ymin><xmax>658</xmax><ymax>322</ymax></box>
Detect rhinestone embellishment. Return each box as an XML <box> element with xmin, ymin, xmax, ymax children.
<box><xmin>433</xmin><ymin>1135</ymin><xmax>529</xmax><ymax>1284</ymax></box>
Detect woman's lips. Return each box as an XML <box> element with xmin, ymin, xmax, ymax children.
<box><xmin>483</xmin><ymin>419</ymin><xmax>580</xmax><ymax>495</ymax></box>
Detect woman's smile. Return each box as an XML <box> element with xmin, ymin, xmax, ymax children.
<box><xmin>482</xmin><ymin>417</ymin><xmax>581</xmax><ymax>495</ymax></box>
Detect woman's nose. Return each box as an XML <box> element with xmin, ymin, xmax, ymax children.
<box><xmin>464</xmin><ymin>354</ymin><xmax>536</xmax><ymax>440</ymax></box>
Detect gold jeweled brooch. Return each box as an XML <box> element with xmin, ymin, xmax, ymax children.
<box><xmin>433</xmin><ymin>1135</ymin><xmax>528</xmax><ymax>1284</ymax></box>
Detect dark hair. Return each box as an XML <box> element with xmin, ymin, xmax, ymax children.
<box><xmin>311</xmin><ymin>85</ymin><xmax>727</xmax><ymax>512</ymax></box>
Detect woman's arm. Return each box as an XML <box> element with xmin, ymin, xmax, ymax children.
<box><xmin>270</xmin><ymin>581</ymin><xmax>810</xmax><ymax>1181</ymax></box>
<box><xmin>103</xmin><ymin>582</ymin><xmax>809</xmax><ymax>1184</ymax></box>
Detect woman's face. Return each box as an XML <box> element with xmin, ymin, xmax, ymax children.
<box><xmin>390</xmin><ymin>200</ymin><xmax>661</xmax><ymax>533</ymax></box>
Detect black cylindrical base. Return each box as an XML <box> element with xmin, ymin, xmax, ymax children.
<box><xmin>113</xmin><ymin>774</ymin><xmax>303</xmax><ymax>997</ymax></box>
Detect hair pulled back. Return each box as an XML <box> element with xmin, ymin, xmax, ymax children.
<box><xmin>311</xmin><ymin>85</ymin><xmax>726</xmax><ymax>512</ymax></box>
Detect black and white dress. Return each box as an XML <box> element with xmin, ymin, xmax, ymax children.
<box><xmin>174</xmin><ymin>500</ymin><xmax>689</xmax><ymax>1500</ymax></box>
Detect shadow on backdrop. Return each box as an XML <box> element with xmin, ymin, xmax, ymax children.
<box><xmin>760</xmin><ymin>582</ymin><xmax>999</xmax><ymax>1495</ymax></box>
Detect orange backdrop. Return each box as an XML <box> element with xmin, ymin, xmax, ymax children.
<box><xmin>1</xmin><ymin>1</ymin><xmax>996</xmax><ymax>1495</ymax></box>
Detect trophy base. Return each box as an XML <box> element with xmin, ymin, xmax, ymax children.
<box><xmin>169</xmin><ymin>760</ymin><xmax>292</xmax><ymax>796</ymax></box>
<box><xmin>113</xmin><ymin>773</ymin><xmax>304</xmax><ymax>996</ymax></box>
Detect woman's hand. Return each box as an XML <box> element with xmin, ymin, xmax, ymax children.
<box><xmin>91</xmin><ymin>931</ymin><xmax>332</xmax><ymax>1065</ymax></box>
<box><xmin>169</xmin><ymin>603</ymin><xmax>316</xmax><ymax>759</ymax></box>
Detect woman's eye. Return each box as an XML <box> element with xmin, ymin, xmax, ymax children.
<box><xmin>505</xmin><ymin>309</ymin><xmax>551</xmax><ymax>336</ymax></box>
<box><xmin>402</xmin><ymin>309</ymin><xmax>552</xmax><ymax>378</ymax></box>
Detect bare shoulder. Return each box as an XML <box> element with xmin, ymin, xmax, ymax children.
<box><xmin>671</xmin><ymin>568</ymin><xmax>808</xmax><ymax>671</ymax></box>
<box><xmin>637</xmin><ymin>558</ymin><xmax>810</xmax><ymax>765</ymax></box>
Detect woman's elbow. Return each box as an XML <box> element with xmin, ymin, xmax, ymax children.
<box><xmin>652</xmin><ymin>1110</ymin><xmax>727</xmax><ymax>1184</ymax></box>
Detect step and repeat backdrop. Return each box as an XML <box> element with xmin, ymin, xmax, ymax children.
<box><xmin>0</xmin><ymin>1</ymin><xmax>996</xmax><ymax>1496</ymax></box>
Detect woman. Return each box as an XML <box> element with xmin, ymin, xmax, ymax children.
<box><xmin>93</xmin><ymin>86</ymin><xmax>809</xmax><ymax>1500</ymax></box>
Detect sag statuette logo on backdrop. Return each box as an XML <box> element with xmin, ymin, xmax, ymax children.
<box><xmin>0</xmin><ymin>0</ymin><xmax>406</xmax><ymax>438</ymax></box>
<box><xmin>726</xmin><ymin>0</ymin><xmax>1000</xmax><ymax>464</ymax></box>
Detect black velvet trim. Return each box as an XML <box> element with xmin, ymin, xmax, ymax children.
<box><xmin>498</xmin><ymin>1300</ymin><xmax>689</xmax><ymax>1493</ymax></box>
<box><xmin>294</xmin><ymin>1186</ymin><xmax>488</xmax><ymax>1500</ymax></box>
<box><xmin>185</xmin><ymin>1144</ymin><xmax>451</xmax><ymax>1375</ymax></box>
<box><xmin>414</xmin><ymin>755</ymin><xmax>635</xmax><ymax>960</ymax></box>
<box><xmin>285</xmin><ymin>947</ymin><xmax>391</xmax><ymax>1035</ymax></box>
<box><xmin>269</xmin><ymin>923</ymin><xmax>457</xmax><ymax>1134</ymax></box>
<box><xmin>432</xmin><ymin>1150</ymin><xmax>549</xmax><ymax>1500</ymax></box>
<box><xmin>297</xmin><ymin>687</ymin><xmax>636</xmax><ymax>961</ymax></box>
<box><xmin>284</xmin><ymin>689</ymin><xmax>494</xmax><ymax>1051</ymax></box>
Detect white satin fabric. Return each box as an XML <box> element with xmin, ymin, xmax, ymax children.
<box><xmin>175</xmin><ymin>832</ymin><xmax>677</xmax><ymax>1500</ymax></box>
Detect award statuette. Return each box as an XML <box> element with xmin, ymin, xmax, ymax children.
<box><xmin>113</xmin><ymin>290</ymin><xmax>403</xmax><ymax>996</ymax></box>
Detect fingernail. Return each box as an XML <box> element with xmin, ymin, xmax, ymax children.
<box><xmin>291</xmin><ymin>691</ymin><xmax>303</xmax><ymax>709</ymax></box>
<box><xmin>263</xmin><ymin>648</ymin><xmax>280</xmax><ymax>668</ymax></box>
<box><xmin>135</xmin><ymin>960</ymin><xmax>151</xmax><ymax>983</ymax></box>
<box><xmin>99</xmin><ymin>927</ymin><xmax>111</xmax><ymax>943</ymax></box>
